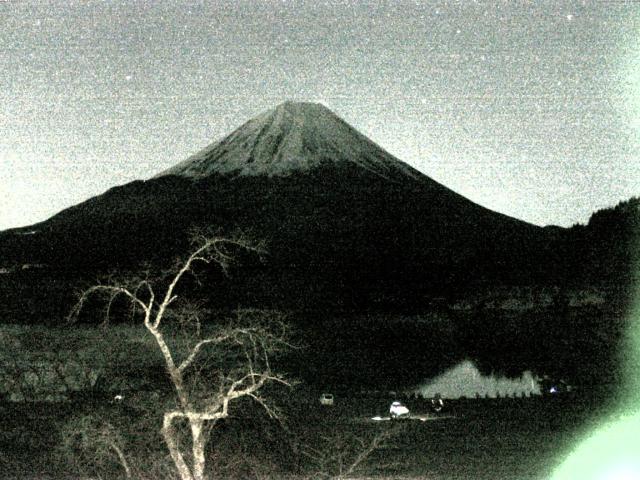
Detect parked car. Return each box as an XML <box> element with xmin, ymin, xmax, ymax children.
<box><xmin>389</xmin><ymin>401</ymin><xmax>410</xmax><ymax>419</ymax></box>
<box><xmin>320</xmin><ymin>393</ymin><xmax>334</xmax><ymax>406</ymax></box>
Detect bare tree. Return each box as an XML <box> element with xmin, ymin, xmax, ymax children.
<box><xmin>299</xmin><ymin>425</ymin><xmax>404</xmax><ymax>479</ymax></box>
<box><xmin>69</xmin><ymin>232</ymin><xmax>292</xmax><ymax>480</ymax></box>
<box><xmin>60</xmin><ymin>414</ymin><xmax>132</xmax><ymax>478</ymax></box>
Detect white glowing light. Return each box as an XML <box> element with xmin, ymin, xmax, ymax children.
<box><xmin>552</xmin><ymin>412</ymin><xmax>640</xmax><ymax>479</ymax></box>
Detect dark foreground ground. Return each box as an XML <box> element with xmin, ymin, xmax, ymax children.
<box><xmin>289</xmin><ymin>392</ymin><xmax>611</xmax><ymax>480</ymax></box>
<box><xmin>0</xmin><ymin>390</ymin><xmax>614</xmax><ymax>480</ymax></box>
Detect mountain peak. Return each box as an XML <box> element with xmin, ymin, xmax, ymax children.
<box><xmin>273</xmin><ymin>100</ymin><xmax>327</xmax><ymax>112</ymax></box>
<box><xmin>156</xmin><ymin>101</ymin><xmax>421</xmax><ymax>180</ymax></box>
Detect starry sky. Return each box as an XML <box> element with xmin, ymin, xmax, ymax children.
<box><xmin>1</xmin><ymin>0</ymin><xmax>639</xmax><ymax>230</ymax></box>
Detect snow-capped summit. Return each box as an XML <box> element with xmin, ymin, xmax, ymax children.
<box><xmin>156</xmin><ymin>101</ymin><xmax>420</xmax><ymax>181</ymax></box>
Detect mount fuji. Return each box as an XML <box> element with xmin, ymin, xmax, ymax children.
<box><xmin>0</xmin><ymin>102</ymin><xmax>560</xmax><ymax>317</ymax></box>
<box><xmin>157</xmin><ymin>101</ymin><xmax>422</xmax><ymax>181</ymax></box>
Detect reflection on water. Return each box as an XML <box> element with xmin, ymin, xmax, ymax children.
<box><xmin>417</xmin><ymin>360</ymin><xmax>541</xmax><ymax>399</ymax></box>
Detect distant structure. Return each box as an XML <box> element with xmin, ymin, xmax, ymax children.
<box><xmin>417</xmin><ymin>360</ymin><xmax>541</xmax><ymax>399</ymax></box>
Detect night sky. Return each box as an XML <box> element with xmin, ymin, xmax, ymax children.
<box><xmin>2</xmin><ymin>0</ymin><xmax>639</xmax><ymax>230</ymax></box>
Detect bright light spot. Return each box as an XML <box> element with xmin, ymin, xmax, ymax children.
<box><xmin>552</xmin><ymin>411</ymin><xmax>640</xmax><ymax>479</ymax></box>
<box><xmin>602</xmin><ymin>464</ymin><xmax>640</xmax><ymax>480</ymax></box>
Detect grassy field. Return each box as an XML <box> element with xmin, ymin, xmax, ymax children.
<box><xmin>0</xmin><ymin>390</ymin><xmax>612</xmax><ymax>479</ymax></box>
<box><xmin>0</xmin><ymin>320</ymin><xmax>622</xmax><ymax>479</ymax></box>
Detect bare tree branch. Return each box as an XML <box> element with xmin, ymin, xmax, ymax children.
<box><xmin>177</xmin><ymin>334</ymin><xmax>233</xmax><ymax>373</ymax></box>
<box><xmin>69</xmin><ymin>232</ymin><xmax>289</xmax><ymax>480</ymax></box>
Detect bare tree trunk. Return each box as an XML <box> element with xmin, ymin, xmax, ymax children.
<box><xmin>163</xmin><ymin>412</ymin><xmax>194</xmax><ymax>480</ymax></box>
<box><xmin>146</xmin><ymin>323</ymin><xmax>189</xmax><ymax>408</ymax></box>
<box><xmin>109</xmin><ymin>441</ymin><xmax>132</xmax><ymax>478</ymax></box>
<box><xmin>191</xmin><ymin>418</ymin><xmax>207</xmax><ymax>480</ymax></box>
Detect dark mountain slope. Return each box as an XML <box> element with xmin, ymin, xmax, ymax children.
<box><xmin>0</xmin><ymin>163</ymin><xmax>554</xmax><ymax>317</ymax></box>
<box><xmin>0</xmin><ymin>102</ymin><xmax>557</xmax><ymax>318</ymax></box>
